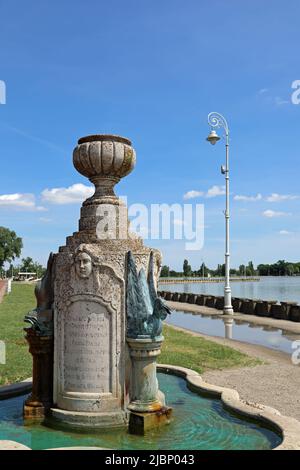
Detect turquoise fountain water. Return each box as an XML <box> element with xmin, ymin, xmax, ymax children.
<box><xmin>0</xmin><ymin>373</ymin><xmax>281</xmax><ymax>450</ymax></box>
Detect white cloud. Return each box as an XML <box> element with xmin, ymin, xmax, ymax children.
<box><xmin>263</xmin><ymin>210</ymin><xmax>291</xmax><ymax>218</ymax></box>
<box><xmin>39</xmin><ymin>217</ymin><xmax>52</xmax><ymax>223</ymax></box>
<box><xmin>279</xmin><ymin>230</ymin><xmax>292</xmax><ymax>235</ymax></box>
<box><xmin>258</xmin><ymin>88</ymin><xmax>268</xmax><ymax>94</ymax></box>
<box><xmin>266</xmin><ymin>193</ymin><xmax>299</xmax><ymax>202</ymax></box>
<box><xmin>41</xmin><ymin>183</ymin><xmax>94</xmax><ymax>204</ymax></box>
<box><xmin>183</xmin><ymin>185</ymin><xmax>225</xmax><ymax>200</ymax></box>
<box><xmin>274</xmin><ymin>96</ymin><xmax>289</xmax><ymax>106</ymax></box>
<box><xmin>206</xmin><ymin>185</ymin><xmax>225</xmax><ymax>198</ymax></box>
<box><xmin>0</xmin><ymin>193</ymin><xmax>46</xmax><ymax>211</ymax></box>
<box><xmin>183</xmin><ymin>190</ymin><xmax>204</xmax><ymax>200</ymax></box>
<box><xmin>234</xmin><ymin>193</ymin><xmax>262</xmax><ymax>202</ymax></box>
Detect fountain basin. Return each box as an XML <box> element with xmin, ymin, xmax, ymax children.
<box><xmin>0</xmin><ymin>369</ymin><xmax>293</xmax><ymax>450</ymax></box>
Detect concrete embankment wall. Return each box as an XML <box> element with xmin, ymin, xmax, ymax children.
<box><xmin>158</xmin><ymin>290</ymin><xmax>300</xmax><ymax>323</ymax></box>
<box><xmin>0</xmin><ymin>280</ymin><xmax>8</xmax><ymax>304</ymax></box>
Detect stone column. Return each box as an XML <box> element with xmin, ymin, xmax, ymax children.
<box><xmin>23</xmin><ymin>328</ymin><xmax>53</xmax><ymax>419</ymax></box>
<box><xmin>126</xmin><ymin>337</ymin><xmax>172</xmax><ymax>435</ymax></box>
<box><xmin>127</xmin><ymin>337</ymin><xmax>164</xmax><ymax>412</ymax></box>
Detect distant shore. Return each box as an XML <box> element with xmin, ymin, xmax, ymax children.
<box><xmin>159</xmin><ymin>277</ymin><xmax>260</xmax><ymax>284</ymax></box>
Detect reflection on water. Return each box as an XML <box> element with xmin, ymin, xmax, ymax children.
<box><xmin>166</xmin><ymin>310</ymin><xmax>300</xmax><ymax>354</ymax></box>
<box><xmin>160</xmin><ymin>276</ymin><xmax>300</xmax><ymax>303</ymax></box>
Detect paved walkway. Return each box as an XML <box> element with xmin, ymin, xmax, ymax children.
<box><xmin>167</xmin><ymin>320</ymin><xmax>300</xmax><ymax>421</ymax></box>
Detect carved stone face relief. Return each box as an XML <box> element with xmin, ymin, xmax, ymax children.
<box><xmin>75</xmin><ymin>252</ymin><xmax>93</xmax><ymax>279</ymax></box>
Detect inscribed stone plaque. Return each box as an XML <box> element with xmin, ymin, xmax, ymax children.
<box><xmin>64</xmin><ymin>300</ymin><xmax>111</xmax><ymax>393</ymax></box>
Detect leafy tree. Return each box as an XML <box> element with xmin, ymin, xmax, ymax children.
<box><xmin>276</xmin><ymin>260</ymin><xmax>287</xmax><ymax>276</ymax></box>
<box><xmin>160</xmin><ymin>265</ymin><xmax>170</xmax><ymax>277</ymax></box>
<box><xmin>198</xmin><ymin>262</ymin><xmax>209</xmax><ymax>278</ymax></box>
<box><xmin>245</xmin><ymin>261</ymin><xmax>255</xmax><ymax>276</ymax></box>
<box><xmin>217</xmin><ymin>264</ymin><xmax>223</xmax><ymax>276</ymax></box>
<box><xmin>0</xmin><ymin>227</ymin><xmax>23</xmax><ymax>270</ymax></box>
<box><xmin>239</xmin><ymin>264</ymin><xmax>246</xmax><ymax>276</ymax></box>
<box><xmin>286</xmin><ymin>264</ymin><xmax>294</xmax><ymax>276</ymax></box>
<box><xmin>183</xmin><ymin>259</ymin><xmax>192</xmax><ymax>277</ymax></box>
<box><xmin>19</xmin><ymin>257</ymin><xmax>45</xmax><ymax>277</ymax></box>
<box><xmin>169</xmin><ymin>270</ymin><xmax>181</xmax><ymax>277</ymax></box>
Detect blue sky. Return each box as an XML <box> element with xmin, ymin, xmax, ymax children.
<box><xmin>0</xmin><ymin>0</ymin><xmax>299</xmax><ymax>271</ymax></box>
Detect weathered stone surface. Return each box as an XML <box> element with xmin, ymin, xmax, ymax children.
<box><xmin>242</xmin><ymin>299</ymin><xmax>257</xmax><ymax>315</ymax></box>
<box><xmin>205</xmin><ymin>296</ymin><xmax>216</xmax><ymax>308</ymax></box>
<box><xmin>23</xmin><ymin>330</ymin><xmax>53</xmax><ymax>419</ymax></box>
<box><xmin>51</xmin><ymin>134</ymin><xmax>163</xmax><ymax>430</ymax></box>
<box><xmin>232</xmin><ymin>297</ymin><xmax>242</xmax><ymax>312</ymax></box>
<box><xmin>128</xmin><ymin>407</ymin><xmax>172</xmax><ymax>435</ymax></box>
<box><xmin>215</xmin><ymin>296</ymin><xmax>224</xmax><ymax>310</ymax></box>
<box><xmin>126</xmin><ymin>337</ymin><xmax>165</xmax><ymax>413</ymax></box>
<box><xmin>188</xmin><ymin>294</ymin><xmax>197</xmax><ymax>304</ymax></box>
<box><xmin>271</xmin><ymin>303</ymin><xmax>286</xmax><ymax>320</ymax></box>
<box><xmin>196</xmin><ymin>295</ymin><xmax>205</xmax><ymax>306</ymax></box>
<box><xmin>164</xmin><ymin>291</ymin><xmax>173</xmax><ymax>301</ymax></box>
<box><xmin>289</xmin><ymin>305</ymin><xmax>300</xmax><ymax>322</ymax></box>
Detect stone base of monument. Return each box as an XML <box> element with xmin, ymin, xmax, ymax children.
<box><xmin>128</xmin><ymin>406</ymin><xmax>173</xmax><ymax>435</ymax></box>
<box><xmin>23</xmin><ymin>401</ymin><xmax>47</xmax><ymax>421</ymax></box>
<box><xmin>48</xmin><ymin>408</ymin><xmax>128</xmax><ymax>431</ymax></box>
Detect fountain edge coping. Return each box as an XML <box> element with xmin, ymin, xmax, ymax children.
<box><xmin>1</xmin><ymin>367</ymin><xmax>300</xmax><ymax>450</ymax></box>
<box><xmin>157</xmin><ymin>364</ymin><xmax>300</xmax><ymax>451</ymax></box>
<box><xmin>0</xmin><ymin>377</ymin><xmax>32</xmax><ymax>400</ymax></box>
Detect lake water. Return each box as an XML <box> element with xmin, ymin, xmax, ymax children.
<box><xmin>159</xmin><ymin>276</ymin><xmax>300</xmax><ymax>304</ymax></box>
<box><xmin>166</xmin><ymin>310</ymin><xmax>300</xmax><ymax>355</ymax></box>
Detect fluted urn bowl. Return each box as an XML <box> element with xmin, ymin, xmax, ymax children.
<box><xmin>73</xmin><ymin>134</ymin><xmax>136</xmax><ymax>198</ymax></box>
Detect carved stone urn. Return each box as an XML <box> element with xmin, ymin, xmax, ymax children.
<box><xmin>72</xmin><ymin>135</ymin><xmax>136</xmax><ymax>237</ymax></box>
<box><xmin>73</xmin><ymin>135</ymin><xmax>136</xmax><ymax>196</ymax></box>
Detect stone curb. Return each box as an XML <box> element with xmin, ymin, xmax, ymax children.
<box><xmin>0</xmin><ymin>378</ymin><xmax>32</xmax><ymax>400</ymax></box>
<box><xmin>157</xmin><ymin>364</ymin><xmax>300</xmax><ymax>450</ymax></box>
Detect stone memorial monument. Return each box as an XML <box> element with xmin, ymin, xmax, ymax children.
<box><xmin>24</xmin><ymin>134</ymin><xmax>172</xmax><ymax>433</ymax></box>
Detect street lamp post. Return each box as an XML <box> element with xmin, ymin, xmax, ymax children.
<box><xmin>206</xmin><ymin>112</ymin><xmax>233</xmax><ymax>315</ymax></box>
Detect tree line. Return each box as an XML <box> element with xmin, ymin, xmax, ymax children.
<box><xmin>0</xmin><ymin>226</ymin><xmax>45</xmax><ymax>278</ymax></box>
<box><xmin>160</xmin><ymin>259</ymin><xmax>300</xmax><ymax>277</ymax></box>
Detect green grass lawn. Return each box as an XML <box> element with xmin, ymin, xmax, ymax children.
<box><xmin>0</xmin><ymin>284</ymin><xmax>260</xmax><ymax>385</ymax></box>
<box><xmin>159</xmin><ymin>324</ymin><xmax>261</xmax><ymax>374</ymax></box>
<box><xmin>0</xmin><ymin>283</ymin><xmax>35</xmax><ymax>385</ymax></box>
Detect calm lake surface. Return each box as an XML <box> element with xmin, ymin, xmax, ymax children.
<box><xmin>159</xmin><ymin>276</ymin><xmax>300</xmax><ymax>304</ymax></box>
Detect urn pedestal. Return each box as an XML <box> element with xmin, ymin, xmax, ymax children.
<box><xmin>23</xmin><ymin>328</ymin><xmax>53</xmax><ymax>420</ymax></box>
<box><xmin>127</xmin><ymin>337</ymin><xmax>172</xmax><ymax>435</ymax></box>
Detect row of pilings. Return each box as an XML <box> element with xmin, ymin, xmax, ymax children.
<box><xmin>158</xmin><ymin>290</ymin><xmax>300</xmax><ymax>322</ymax></box>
